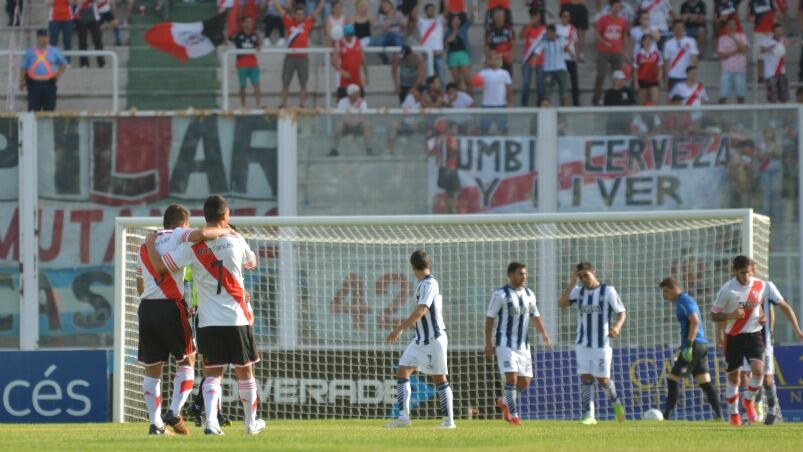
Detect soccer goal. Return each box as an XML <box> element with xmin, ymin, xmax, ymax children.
<box><xmin>113</xmin><ymin>210</ymin><xmax>769</xmax><ymax>423</ymax></box>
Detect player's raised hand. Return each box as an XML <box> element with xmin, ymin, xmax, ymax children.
<box><xmin>608</xmin><ymin>325</ymin><xmax>621</xmax><ymax>338</ymax></box>
<box><xmin>387</xmin><ymin>326</ymin><xmax>403</xmax><ymax>344</ymax></box>
<box><xmin>145</xmin><ymin>231</ymin><xmax>157</xmax><ymax>246</ymax></box>
<box><xmin>484</xmin><ymin>343</ymin><xmax>494</xmax><ymax>358</ymax></box>
<box><xmin>567</xmin><ymin>269</ymin><xmax>578</xmax><ymax>287</ymax></box>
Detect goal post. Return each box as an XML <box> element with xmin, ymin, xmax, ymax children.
<box><xmin>114</xmin><ymin>209</ymin><xmax>769</xmax><ymax>423</ymax></box>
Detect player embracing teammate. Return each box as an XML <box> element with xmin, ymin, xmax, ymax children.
<box><xmin>145</xmin><ymin>195</ymin><xmax>264</xmax><ymax>435</ymax></box>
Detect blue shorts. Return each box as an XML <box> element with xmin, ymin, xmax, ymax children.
<box><xmin>238</xmin><ymin>67</ymin><xmax>260</xmax><ymax>88</ymax></box>
<box><xmin>719</xmin><ymin>71</ymin><xmax>747</xmax><ymax>100</ymax></box>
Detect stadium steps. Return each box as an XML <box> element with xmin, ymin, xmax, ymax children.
<box><xmin>125</xmin><ymin>0</ymin><xmax>220</xmax><ymax>110</ymax></box>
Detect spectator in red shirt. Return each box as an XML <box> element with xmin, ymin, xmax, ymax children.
<box><xmin>333</xmin><ymin>24</ymin><xmax>370</xmax><ymax>100</ymax></box>
<box><xmin>272</xmin><ymin>0</ymin><xmax>325</xmax><ymax>107</ymax></box>
<box><xmin>593</xmin><ymin>0</ymin><xmax>630</xmax><ymax>105</ymax></box>
<box><xmin>520</xmin><ymin>8</ymin><xmax>545</xmax><ymax>106</ymax></box>
<box><xmin>633</xmin><ymin>33</ymin><xmax>662</xmax><ymax>104</ymax></box>
<box><xmin>48</xmin><ymin>0</ymin><xmax>74</xmax><ymax>60</ymax></box>
<box><xmin>485</xmin><ymin>7</ymin><xmax>515</xmax><ymax>75</ymax></box>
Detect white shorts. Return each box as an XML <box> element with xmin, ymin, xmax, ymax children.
<box><xmin>741</xmin><ymin>345</ymin><xmax>774</xmax><ymax>375</ymax></box>
<box><xmin>495</xmin><ymin>346</ymin><xmax>533</xmax><ymax>378</ymax></box>
<box><xmin>398</xmin><ymin>334</ymin><xmax>448</xmax><ymax>375</ymax></box>
<box><xmin>575</xmin><ymin>345</ymin><xmax>612</xmax><ymax>378</ymax></box>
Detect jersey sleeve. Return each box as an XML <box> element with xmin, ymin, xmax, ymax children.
<box><xmin>240</xmin><ymin>237</ymin><xmax>257</xmax><ymax>270</ymax></box>
<box><xmin>531</xmin><ymin>295</ymin><xmax>541</xmax><ymax>318</ymax></box>
<box><xmin>607</xmin><ymin>286</ymin><xmax>626</xmax><ymax>313</ymax></box>
<box><xmin>136</xmin><ymin>249</ymin><xmax>143</xmax><ymax>278</ymax></box>
<box><xmin>174</xmin><ymin>227</ymin><xmax>195</xmax><ymax>244</ymax></box>
<box><xmin>486</xmin><ymin>291</ymin><xmax>503</xmax><ymax>318</ymax></box>
<box><xmin>765</xmin><ymin>281</ymin><xmax>783</xmax><ymax>306</ymax></box>
<box><xmin>711</xmin><ymin>286</ymin><xmax>731</xmax><ymax>314</ymax></box>
<box><xmin>568</xmin><ymin>286</ymin><xmax>580</xmax><ymax>304</ymax></box>
<box><xmin>679</xmin><ymin>296</ymin><xmax>700</xmax><ymax>318</ymax></box>
<box><xmin>418</xmin><ymin>280</ymin><xmax>437</xmax><ymax>307</ymax></box>
<box><xmin>163</xmin><ymin>242</ymin><xmax>194</xmax><ymax>273</ymax></box>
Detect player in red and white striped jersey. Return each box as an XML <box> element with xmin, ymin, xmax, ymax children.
<box><xmin>711</xmin><ymin>256</ymin><xmax>771</xmax><ymax>425</ymax></box>
<box><xmin>136</xmin><ymin>204</ymin><xmax>231</xmax><ymax>436</ymax></box>
<box><xmin>147</xmin><ymin>195</ymin><xmax>263</xmax><ymax>436</ymax></box>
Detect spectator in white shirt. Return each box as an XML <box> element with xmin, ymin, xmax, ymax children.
<box><xmin>631</xmin><ymin>12</ymin><xmax>661</xmax><ymax>56</ymax></box>
<box><xmin>668</xmin><ymin>65</ymin><xmax>709</xmax><ymax>106</ymax></box>
<box><xmin>445</xmin><ymin>82</ymin><xmax>474</xmax><ymax>108</ymax></box>
<box><xmin>412</xmin><ymin>3</ymin><xmax>447</xmax><ymax>81</ymax></box>
<box><xmin>638</xmin><ymin>0</ymin><xmax>676</xmax><ymax>46</ymax></box>
<box><xmin>478</xmin><ymin>52</ymin><xmax>512</xmax><ymax>133</ymax></box>
<box><xmin>663</xmin><ymin>20</ymin><xmax>699</xmax><ymax>92</ymax></box>
<box><xmin>760</xmin><ymin>23</ymin><xmax>800</xmax><ymax>104</ymax></box>
<box><xmin>330</xmin><ymin>84</ymin><xmax>372</xmax><ymax>157</ymax></box>
<box><xmin>556</xmin><ymin>9</ymin><xmax>581</xmax><ymax>105</ymax></box>
<box><xmin>388</xmin><ymin>85</ymin><xmax>428</xmax><ymax>154</ymax></box>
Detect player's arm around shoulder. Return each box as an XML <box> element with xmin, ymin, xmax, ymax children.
<box><xmin>237</xmin><ymin>234</ymin><xmax>258</xmax><ymax>270</ymax></box>
<box><xmin>145</xmin><ymin>232</ymin><xmax>169</xmax><ymax>274</ymax></box>
<box><xmin>182</xmin><ymin>226</ymin><xmax>231</xmax><ymax>243</ymax></box>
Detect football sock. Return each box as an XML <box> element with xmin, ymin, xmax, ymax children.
<box><xmin>203</xmin><ymin>377</ymin><xmax>222</xmax><ymax>426</ymax></box>
<box><xmin>239</xmin><ymin>378</ymin><xmax>258</xmax><ymax>426</ymax></box>
<box><xmin>504</xmin><ymin>383</ymin><xmax>518</xmax><ymax>418</ymax></box>
<box><xmin>143</xmin><ymin>376</ymin><xmax>163</xmax><ymax>427</ymax></box>
<box><xmin>397</xmin><ymin>379</ymin><xmax>411</xmax><ymax>420</ymax></box>
<box><xmin>755</xmin><ymin>386</ymin><xmax>764</xmax><ymax>405</ymax></box>
<box><xmin>169</xmin><ymin>365</ymin><xmax>194</xmax><ymax>415</ymax></box>
<box><xmin>764</xmin><ymin>382</ymin><xmax>778</xmax><ymax>412</ymax></box>
<box><xmin>581</xmin><ymin>381</ymin><xmax>595</xmax><ymax>419</ymax></box>
<box><xmin>437</xmin><ymin>382</ymin><xmax>453</xmax><ymax>422</ymax></box>
<box><xmin>744</xmin><ymin>375</ymin><xmax>762</xmax><ymax>401</ymax></box>
<box><xmin>726</xmin><ymin>381</ymin><xmax>739</xmax><ymax>415</ymax></box>
<box><xmin>601</xmin><ymin>380</ymin><xmax>620</xmax><ymax>404</ymax></box>
<box><xmin>664</xmin><ymin>379</ymin><xmax>679</xmax><ymax>419</ymax></box>
<box><xmin>699</xmin><ymin>382</ymin><xmax>723</xmax><ymax>419</ymax></box>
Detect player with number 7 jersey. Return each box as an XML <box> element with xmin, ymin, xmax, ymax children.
<box><xmin>146</xmin><ymin>195</ymin><xmax>264</xmax><ymax>436</ymax></box>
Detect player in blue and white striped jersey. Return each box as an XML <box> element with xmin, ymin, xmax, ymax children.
<box><xmin>559</xmin><ymin>262</ymin><xmax>627</xmax><ymax>425</ymax></box>
<box><xmin>386</xmin><ymin>250</ymin><xmax>454</xmax><ymax>429</ymax></box>
<box><xmin>484</xmin><ymin>262</ymin><xmax>552</xmax><ymax>425</ymax></box>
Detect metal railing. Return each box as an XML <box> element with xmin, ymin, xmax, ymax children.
<box><xmin>0</xmin><ymin>50</ymin><xmax>120</xmax><ymax>112</ymax></box>
<box><xmin>220</xmin><ymin>46</ymin><xmax>435</xmax><ymax>110</ymax></box>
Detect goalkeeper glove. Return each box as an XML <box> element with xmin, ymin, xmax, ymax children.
<box><xmin>681</xmin><ymin>345</ymin><xmax>694</xmax><ymax>362</ymax></box>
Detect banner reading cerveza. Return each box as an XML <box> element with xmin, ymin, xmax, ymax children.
<box><xmin>427</xmin><ymin>134</ymin><xmax>731</xmax><ymax>213</ymax></box>
<box><xmin>0</xmin><ymin>115</ymin><xmax>279</xmax><ymax>345</ymax></box>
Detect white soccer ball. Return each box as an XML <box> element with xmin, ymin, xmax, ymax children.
<box><xmin>330</xmin><ymin>25</ymin><xmax>344</xmax><ymax>42</ymax></box>
<box><xmin>772</xmin><ymin>43</ymin><xmax>786</xmax><ymax>58</ymax></box>
<box><xmin>642</xmin><ymin>408</ymin><xmax>664</xmax><ymax>421</ymax></box>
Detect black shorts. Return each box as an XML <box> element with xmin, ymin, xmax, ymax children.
<box><xmin>562</xmin><ymin>4</ymin><xmax>589</xmax><ymax>30</ymax></box>
<box><xmin>99</xmin><ymin>11</ymin><xmax>115</xmax><ymax>24</ymax></box>
<box><xmin>138</xmin><ymin>299</ymin><xmax>195</xmax><ymax>365</ymax></box>
<box><xmin>724</xmin><ymin>331</ymin><xmax>765</xmax><ymax>372</ymax></box>
<box><xmin>638</xmin><ymin>80</ymin><xmax>659</xmax><ymax>89</ymax></box>
<box><xmin>264</xmin><ymin>14</ymin><xmax>285</xmax><ymax>38</ymax></box>
<box><xmin>437</xmin><ymin>167</ymin><xmax>460</xmax><ymax>195</ymax></box>
<box><xmin>670</xmin><ymin>342</ymin><xmax>710</xmax><ymax>377</ymax></box>
<box><xmin>197</xmin><ymin>325</ymin><xmax>260</xmax><ymax>368</ymax></box>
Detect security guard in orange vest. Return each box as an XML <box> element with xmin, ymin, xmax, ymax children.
<box><xmin>20</xmin><ymin>29</ymin><xmax>68</xmax><ymax>111</ymax></box>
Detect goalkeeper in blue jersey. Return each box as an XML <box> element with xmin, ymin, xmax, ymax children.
<box><xmin>659</xmin><ymin>277</ymin><xmax>723</xmax><ymax>420</ymax></box>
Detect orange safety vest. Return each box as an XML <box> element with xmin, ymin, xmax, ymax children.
<box><xmin>27</xmin><ymin>47</ymin><xmax>56</xmax><ymax>81</ymax></box>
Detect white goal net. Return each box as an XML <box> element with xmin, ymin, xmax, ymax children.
<box><xmin>114</xmin><ymin>210</ymin><xmax>769</xmax><ymax>422</ymax></box>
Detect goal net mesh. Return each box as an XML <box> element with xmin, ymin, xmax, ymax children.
<box><xmin>118</xmin><ymin>213</ymin><xmax>769</xmax><ymax>422</ymax></box>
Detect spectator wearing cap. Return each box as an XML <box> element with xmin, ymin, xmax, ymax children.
<box><xmin>593</xmin><ymin>0</ymin><xmax>630</xmax><ymax>106</ymax></box>
<box><xmin>411</xmin><ymin>3</ymin><xmax>447</xmax><ymax>81</ymax></box>
<box><xmin>478</xmin><ymin>52</ymin><xmax>513</xmax><ymax>134</ymax></box>
<box><xmin>537</xmin><ymin>24</ymin><xmax>573</xmax><ymax>106</ymax></box>
<box><xmin>330</xmin><ymin>84</ymin><xmax>372</xmax><ymax>157</ymax></box>
<box><xmin>334</xmin><ymin>24</ymin><xmax>369</xmax><ymax>100</ymax></box>
<box><xmin>603</xmin><ymin>69</ymin><xmax>637</xmax><ymax>106</ymax></box>
<box><xmin>663</xmin><ymin>20</ymin><xmax>698</xmax><ymax>93</ymax></box>
<box><xmin>717</xmin><ymin>18</ymin><xmax>748</xmax><ymax>104</ymax></box>
<box><xmin>391</xmin><ymin>45</ymin><xmax>425</xmax><ymax>104</ymax></box>
<box><xmin>20</xmin><ymin>29</ymin><xmax>67</xmax><ymax>111</ymax></box>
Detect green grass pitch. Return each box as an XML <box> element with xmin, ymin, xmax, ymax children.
<box><xmin>1</xmin><ymin>420</ymin><xmax>802</xmax><ymax>451</ymax></box>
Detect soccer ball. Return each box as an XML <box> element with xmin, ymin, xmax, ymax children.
<box><xmin>330</xmin><ymin>25</ymin><xmax>344</xmax><ymax>42</ymax></box>
<box><xmin>642</xmin><ymin>408</ymin><xmax>664</xmax><ymax>421</ymax></box>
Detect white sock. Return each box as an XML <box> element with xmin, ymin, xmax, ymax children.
<box><xmin>504</xmin><ymin>383</ymin><xmax>518</xmax><ymax>418</ymax></box>
<box><xmin>437</xmin><ymin>382</ymin><xmax>453</xmax><ymax>423</ymax></box>
<box><xmin>239</xmin><ymin>378</ymin><xmax>258</xmax><ymax>426</ymax></box>
<box><xmin>397</xmin><ymin>378</ymin><xmax>411</xmax><ymax>420</ymax></box>
<box><xmin>744</xmin><ymin>375</ymin><xmax>762</xmax><ymax>401</ymax></box>
<box><xmin>203</xmin><ymin>377</ymin><xmax>222</xmax><ymax>426</ymax></box>
<box><xmin>602</xmin><ymin>380</ymin><xmax>620</xmax><ymax>404</ymax></box>
<box><xmin>726</xmin><ymin>381</ymin><xmax>739</xmax><ymax>415</ymax></box>
<box><xmin>143</xmin><ymin>376</ymin><xmax>163</xmax><ymax>427</ymax></box>
<box><xmin>581</xmin><ymin>381</ymin><xmax>595</xmax><ymax>419</ymax></box>
<box><xmin>169</xmin><ymin>365</ymin><xmax>195</xmax><ymax>415</ymax></box>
